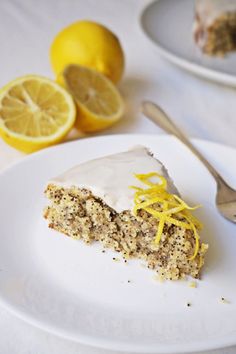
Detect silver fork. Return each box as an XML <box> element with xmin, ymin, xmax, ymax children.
<box><xmin>142</xmin><ymin>101</ymin><xmax>236</xmax><ymax>223</ymax></box>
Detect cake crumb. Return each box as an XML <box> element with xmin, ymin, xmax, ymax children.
<box><xmin>112</xmin><ymin>257</ymin><xmax>120</xmax><ymax>262</ymax></box>
<box><xmin>188</xmin><ymin>281</ymin><xmax>197</xmax><ymax>288</ymax></box>
<box><xmin>152</xmin><ymin>274</ymin><xmax>164</xmax><ymax>282</ymax></box>
<box><xmin>220</xmin><ymin>297</ymin><xmax>230</xmax><ymax>304</ymax></box>
<box><xmin>186</xmin><ymin>302</ymin><xmax>191</xmax><ymax>307</ymax></box>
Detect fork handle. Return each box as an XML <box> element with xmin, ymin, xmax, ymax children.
<box><xmin>142</xmin><ymin>101</ymin><xmax>226</xmax><ymax>186</ymax></box>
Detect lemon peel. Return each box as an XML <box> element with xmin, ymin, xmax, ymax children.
<box><xmin>130</xmin><ymin>172</ymin><xmax>202</xmax><ymax>260</ymax></box>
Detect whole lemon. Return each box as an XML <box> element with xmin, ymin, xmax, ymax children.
<box><xmin>50</xmin><ymin>20</ymin><xmax>125</xmax><ymax>83</ymax></box>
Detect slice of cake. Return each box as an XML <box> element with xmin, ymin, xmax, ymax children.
<box><xmin>44</xmin><ymin>146</ymin><xmax>208</xmax><ymax>280</ymax></box>
<box><xmin>193</xmin><ymin>0</ymin><xmax>236</xmax><ymax>56</ymax></box>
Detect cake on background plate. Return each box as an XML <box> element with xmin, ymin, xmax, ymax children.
<box><xmin>44</xmin><ymin>146</ymin><xmax>208</xmax><ymax>281</ymax></box>
<box><xmin>193</xmin><ymin>0</ymin><xmax>236</xmax><ymax>56</ymax></box>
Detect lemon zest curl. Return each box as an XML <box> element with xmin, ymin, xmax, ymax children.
<box><xmin>130</xmin><ymin>172</ymin><xmax>202</xmax><ymax>260</ymax></box>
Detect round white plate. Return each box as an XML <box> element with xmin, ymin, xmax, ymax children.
<box><xmin>0</xmin><ymin>134</ymin><xmax>236</xmax><ymax>354</ymax></box>
<box><xmin>140</xmin><ymin>0</ymin><xmax>236</xmax><ymax>87</ymax></box>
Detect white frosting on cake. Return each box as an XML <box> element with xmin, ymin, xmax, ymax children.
<box><xmin>49</xmin><ymin>146</ymin><xmax>179</xmax><ymax>213</ymax></box>
<box><xmin>195</xmin><ymin>0</ymin><xmax>236</xmax><ymax>27</ymax></box>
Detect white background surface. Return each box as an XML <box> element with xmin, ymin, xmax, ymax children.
<box><xmin>0</xmin><ymin>0</ymin><xmax>236</xmax><ymax>353</ymax></box>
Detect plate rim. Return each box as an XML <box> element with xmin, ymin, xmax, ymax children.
<box><xmin>140</xmin><ymin>0</ymin><xmax>236</xmax><ymax>87</ymax></box>
<box><xmin>1</xmin><ymin>133</ymin><xmax>236</xmax><ymax>177</ymax></box>
<box><xmin>1</xmin><ymin>133</ymin><xmax>236</xmax><ymax>353</ymax></box>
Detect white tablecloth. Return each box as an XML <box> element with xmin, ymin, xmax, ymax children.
<box><xmin>0</xmin><ymin>0</ymin><xmax>236</xmax><ymax>353</ymax></box>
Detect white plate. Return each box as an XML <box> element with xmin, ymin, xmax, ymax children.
<box><xmin>140</xmin><ymin>0</ymin><xmax>236</xmax><ymax>87</ymax></box>
<box><xmin>0</xmin><ymin>134</ymin><xmax>236</xmax><ymax>354</ymax></box>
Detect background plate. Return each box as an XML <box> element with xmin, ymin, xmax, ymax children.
<box><xmin>0</xmin><ymin>134</ymin><xmax>236</xmax><ymax>353</ymax></box>
<box><xmin>140</xmin><ymin>0</ymin><xmax>236</xmax><ymax>87</ymax></box>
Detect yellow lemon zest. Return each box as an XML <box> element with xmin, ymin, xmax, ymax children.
<box><xmin>155</xmin><ymin>200</ymin><xmax>168</xmax><ymax>244</ymax></box>
<box><xmin>144</xmin><ymin>208</ymin><xmax>195</xmax><ymax>229</ymax></box>
<box><xmin>180</xmin><ymin>210</ymin><xmax>203</xmax><ymax>230</ymax></box>
<box><xmin>135</xmin><ymin>172</ymin><xmax>167</xmax><ymax>188</ymax></box>
<box><xmin>187</xmin><ymin>220</ymin><xmax>199</xmax><ymax>261</ymax></box>
<box><xmin>130</xmin><ymin>172</ymin><xmax>202</xmax><ymax>260</ymax></box>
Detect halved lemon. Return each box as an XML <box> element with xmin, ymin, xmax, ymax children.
<box><xmin>0</xmin><ymin>75</ymin><xmax>76</xmax><ymax>153</ymax></box>
<box><xmin>61</xmin><ymin>64</ymin><xmax>124</xmax><ymax>132</ymax></box>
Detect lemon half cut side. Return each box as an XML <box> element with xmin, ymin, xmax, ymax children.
<box><xmin>62</xmin><ymin>64</ymin><xmax>124</xmax><ymax>133</ymax></box>
<box><xmin>0</xmin><ymin>75</ymin><xmax>76</xmax><ymax>153</ymax></box>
